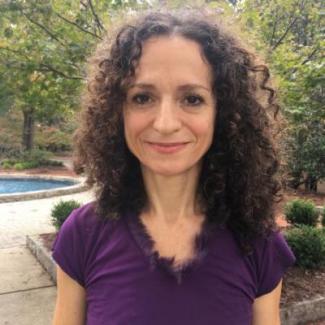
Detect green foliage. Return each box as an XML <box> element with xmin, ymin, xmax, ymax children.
<box><xmin>14</xmin><ymin>161</ymin><xmax>38</xmax><ymax>170</ymax></box>
<box><xmin>0</xmin><ymin>149</ymin><xmax>63</xmax><ymax>170</ymax></box>
<box><xmin>35</xmin><ymin>126</ymin><xmax>72</xmax><ymax>153</ymax></box>
<box><xmin>284</xmin><ymin>225</ymin><xmax>325</xmax><ymax>269</ymax></box>
<box><xmin>0</xmin><ymin>143</ymin><xmax>23</xmax><ymax>160</ymax></box>
<box><xmin>322</xmin><ymin>207</ymin><xmax>325</xmax><ymax>227</ymax></box>
<box><xmin>284</xmin><ymin>120</ymin><xmax>325</xmax><ymax>189</ymax></box>
<box><xmin>44</xmin><ymin>160</ymin><xmax>64</xmax><ymax>167</ymax></box>
<box><xmin>0</xmin><ymin>0</ymin><xmax>152</xmax><ymax>150</ymax></box>
<box><xmin>51</xmin><ymin>199</ymin><xmax>81</xmax><ymax>230</ymax></box>
<box><xmin>239</xmin><ymin>0</ymin><xmax>324</xmax><ymax>190</ymax></box>
<box><xmin>2</xmin><ymin>161</ymin><xmax>12</xmax><ymax>169</ymax></box>
<box><xmin>0</xmin><ymin>113</ymin><xmax>23</xmax><ymax>159</ymax></box>
<box><xmin>284</xmin><ymin>199</ymin><xmax>319</xmax><ymax>226</ymax></box>
<box><xmin>20</xmin><ymin>148</ymin><xmax>53</xmax><ymax>162</ymax></box>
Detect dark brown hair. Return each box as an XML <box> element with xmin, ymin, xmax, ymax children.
<box><xmin>74</xmin><ymin>10</ymin><xmax>283</xmax><ymax>255</ymax></box>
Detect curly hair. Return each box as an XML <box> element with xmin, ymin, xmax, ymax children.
<box><xmin>73</xmin><ymin>9</ymin><xmax>283</xmax><ymax>255</ymax></box>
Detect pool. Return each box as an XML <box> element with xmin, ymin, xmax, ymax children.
<box><xmin>0</xmin><ymin>175</ymin><xmax>88</xmax><ymax>203</ymax></box>
<box><xmin>0</xmin><ymin>177</ymin><xmax>76</xmax><ymax>194</ymax></box>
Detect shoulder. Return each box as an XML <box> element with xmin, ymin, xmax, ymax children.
<box><xmin>51</xmin><ymin>201</ymin><xmax>119</xmax><ymax>252</ymax></box>
<box><xmin>51</xmin><ymin>201</ymin><xmax>122</xmax><ymax>287</ymax></box>
<box><xmin>250</xmin><ymin>229</ymin><xmax>296</xmax><ymax>298</ymax></box>
<box><xmin>253</xmin><ymin>230</ymin><xmax>296</xmax><ymax>266</ymax></box>
<box><xmin>63</xmin><ymin>201</ymin><xmax>98</xmax><ymax>227</ymax></box>
<box><xmin>59</xmin><ymin>201</ymin><xmax>117</xmax><ymax>234</ymax></box>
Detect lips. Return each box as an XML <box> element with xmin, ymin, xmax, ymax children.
<box><xmin>145</xmin><ymin>141</ymin><xmax>189</xmax><ymax>153</ymax></box>
<box><xmin>147</xmin><ymin>142</ymin><xmax>188</xmax><ymax>146</ymax></box>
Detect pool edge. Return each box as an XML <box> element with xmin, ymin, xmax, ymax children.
<box><xmin>0</xmin><ymin>174</ymin><xmax>89</xmax><ymax>203</ymax></box>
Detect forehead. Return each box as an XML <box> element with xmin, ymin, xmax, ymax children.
<box><xmin>131</xmin><ymin>36</ymin><xmax>213</xmax><ymax>88</ymax></box>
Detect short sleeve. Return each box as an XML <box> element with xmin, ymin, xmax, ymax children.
<box><xmin>51</xmin><ymin>207</ymin><xmax>86</xmax><ymax>287</ymax></box>
<box><xmin>255</xmin><ymin>230</ymin><xmax>296</xmax><ymax>298</ymax></box>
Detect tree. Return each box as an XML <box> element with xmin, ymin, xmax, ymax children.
<box><xmin>0</xmin><ymin>0</ymin><xmax>150</xmax><ymax>151</ymax></box>
<box><xmin>239</xmin><ymin>0</ymin><xmax>324</xmax><ymax>191</ymax></box>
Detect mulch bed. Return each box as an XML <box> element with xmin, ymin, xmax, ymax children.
<box><xmin>281</xmin><ymin>266</ymin><xmax>325</xmax><ymax>307</ymax></box>
<box><xmin>39</xmin><ymin>233</ymin><xmax>57</xmax><ymax>252</ymax></box>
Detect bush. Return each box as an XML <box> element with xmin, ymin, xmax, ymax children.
<box><xmin>1</xmin><ymin>161</ymin><xmax>12</xmax><ymax>169</ymax></box>
<box><xmin>1</xmin><ymin>158</ymin><xmax>20</xmax><ymax>169</ymax></box>
<box><xmin>35</xmin><ymin>127</ymin><xmax>72</xmax><ymax>153</ymax></box>
<box><xmin>51</xmin><ymin>200</ymin><xmax>81</xmax><ymax>231</ymax></box>
<box><xmin>41</xmin><ymin>160</ymin><xmax>64</xmax><ymax>167</ymax></box>
<box><xmin>0</xmin><ymin>144</ymin><xmax>23</xmax><ymax>160</ymax></box>
<box><xmin>284</xmin><ymin>225</ymin><xmax>325</xmax><ymax>269</ymax></box>
<box><xmin>284</xmin><ymin>199</ymin><xmax>319</xmax><ymax>226</ymax></box>
<box><xmin>21</xmin><ymin>149</ymin><xmax>53</xmax><ymax>164</ymax></box>
<box><xmin>322</xmin><ymin>207</ymin><xmax>325</xmax><ymax>227</ymax></box>
<box><xmin>1</xmin><ymin>149</ymin><xmax>63</xmax><ymax>170</ymax></box>
<box><xmin>14</xmin><ymin>161</ymin><xmax>39</xmax><ymax>170</ymax></box>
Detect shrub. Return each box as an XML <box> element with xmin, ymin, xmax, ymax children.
<box><xmin>1</xmin><ymin>149</ymin><xmax>63</xmax><ymax>170</ymax></box>
<box><xmin>1</xmin><ymin>158</ymin><xmax>16</xmax><ymax>165</ymax></box>
<box><xmin>0</xmin><ymin>145</ymin><xmax>23</xmax><ymax>160</ymax></box>
<box><xmin>1</xmin><ymin>161</ymin><xmax>13</xmax><ymax>169</ymax></box>
<box><xmin>284</xmin><ymin>199</ymin><xmax>319</xmax><ymax>226</ymax></box>
<box><xmin>284</xmin><ymin>225</ymin><xmax>325</xmax><ymax>269</ymax></box>
<box><xmin>44</xmin><ymin>160</ymin><xmax>64</xmax><ymax>167</ymax></box>
<box><xmin>21</xmin><ymin>149</ymin><xmax>53</xmax><ymax>164</ymax></box>
<box><xmin>13</xmin><ymin>163</ymin><xmax>25</xmax><ymax>170</ymax></box>
<box><xmin>322</xmin><ymin>207</ymin><xmax>325</xmax><ymax>227</ymax></box>
<box><xmin>14</xmin><ymin>161</ymin><xmax>39</xmax><ymax>170</ymax></box>
<box><xmin>51</xmin><ymin>200</ymin><xmax>81</xmax><ymax>231</ymax></box>
<box><xmin>35</xmin><ymin>127</ymin><xmax>72</xmax><ymax>153</ymax></box>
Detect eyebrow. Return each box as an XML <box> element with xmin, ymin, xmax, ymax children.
<box><xmin>128</xmin><ymin>83</ymin><xmax>211</xmax><ymax>92</ymax></box>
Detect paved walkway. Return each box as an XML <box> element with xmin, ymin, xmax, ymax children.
<box><xmin>0</xmin><ymin>188</ymin><xmax>94</xmax><ymax>325</ymax></box>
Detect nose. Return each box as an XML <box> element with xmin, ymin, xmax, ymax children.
<box><xmin>152</xmin><ymin>99</ymin><xmax>182</xmax><ymax>134</ymax></box>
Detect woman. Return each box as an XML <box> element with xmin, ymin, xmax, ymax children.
<box><xmin>52</xmin><ymin>10</ymin><xmax>296</xmax><ymax>325</ymax></box>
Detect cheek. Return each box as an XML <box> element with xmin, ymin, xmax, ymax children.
<box><xmin>193</xmin><ymin>116</ymin><xmax>215</xmax><ymax>141</ymax></box>
<box><xmin>123</xmin><ymin>113</ymin><xmax>148</xmax><ymax>144</ymax></box>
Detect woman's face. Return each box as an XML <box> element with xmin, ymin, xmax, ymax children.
<box><xmin>122</xmin><ymin>36</ymin><xmax>217</xmax><ymax>176</ymax></box>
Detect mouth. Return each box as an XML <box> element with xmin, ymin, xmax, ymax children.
<box><xmin>147</xmin><ymin>142</ymin><xmax>189</xmax><ymax>146</ymax></box>
<box><xmin>145</xmin><ymin>141</ymin><xmax>189</xmax><ymax>154</ymax></box>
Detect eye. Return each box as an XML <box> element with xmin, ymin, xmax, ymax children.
<box><xmin>131</xmin><ymin>93</ymin><xmax>152</xmax><ymax>105</ymax></box>
<box><xmin>184</xmin><ymin>94</ymin><xmax>204</xmax><ymax>106</ymax></box>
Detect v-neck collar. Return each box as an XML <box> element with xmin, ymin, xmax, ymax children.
<box><xmin>124</xmin><ymin>210</ymin><xmax>221</xmax><ymax>285</ymax></box>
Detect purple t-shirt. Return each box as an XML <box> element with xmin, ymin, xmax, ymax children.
<box><xmin>51</xmin><ymin>202</ymin><xmax>296</xmax><ymax>325</ymax></box>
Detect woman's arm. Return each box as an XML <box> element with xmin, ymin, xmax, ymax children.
<box><xmin>252</xmin><ymin>279</ymin><xmax>283</xmax><ymax>325</ymax></box>
<box><xmin>52</xmin><ymin>265</ymin><xmax>87</xmax><ymax>325</ymax></box>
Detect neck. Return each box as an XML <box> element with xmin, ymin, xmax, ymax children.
<box><xmin>140</xmin><ymin>162</ymin><xmax>204</xmax><ymax>226</ymax></box>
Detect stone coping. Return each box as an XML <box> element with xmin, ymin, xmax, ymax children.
<box><xmin>26</xmin><ymin>234</ymin><xmax>325</xmax><ymax>325</ymax></box>
<box><xmin>0</xmin><ymin>174</ymin><xmax>89</xmax><ymax>203</ymax></box>
<box><xmin>26</xmin><ymin>235</ymin><xmax>57</xmax><ymax>285</ymax></box>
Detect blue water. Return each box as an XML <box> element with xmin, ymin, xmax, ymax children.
<box><xmin>0</xmin><ymin>178</ymin><xmax>76</xmax><ymax>194</ymax></box>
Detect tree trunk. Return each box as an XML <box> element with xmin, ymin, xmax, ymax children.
<box><xmin>22</xmin><ymin>108</ymin><xmax>35</xmax><ymax>151</ymax></box>
<box><xmin>304</xmin><ymin>174</ymin><xmax>318</xmax><ymax>192</ymax></box>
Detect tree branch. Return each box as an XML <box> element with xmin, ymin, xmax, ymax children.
<box><xmin>87</xmin><ymin>0</ymin><xmax>106</xmax><ymax>33</ymax></box>
<box><xmin>271</xmin><ymin>0</ymin><xmax>306</xmax><ymax>50</ymax></box>
<box><xmin>288</xmin><ymin>47</ymin><xmax>320</xmax><ymax>75</ymax></box>
<box><xmin>54</xmin><ymin>11</ymin><xmax>103</xmax><ymax>40</ymax></box>
<box><xmin>39</xmin><ymin>63</ymin><xmax>84</xmax><ymax>80</ymax></box>
<box><xmin>23</xmin><ymin>13</ymin><xmax>66</xmax><ymax>47</ymax></box>
<box><xmin>0</xmin><ymin>47</ymin><xmax>30</xmax><ymax>61</ymax></box>
<box><xmin>0</xmin><ymin>50</ymin><xmax>84</xmax><ymax>80</ymax></box>
<box><xmin>269</xmin><ymin>8</ymin><xmax>279</xmax><ymax>47</ymax></box>
<box><xmin>301</xmin><ymin>47</ymin><xmax>318</xmax><ymax>65</ymax></box>
<box><xmin>271</xmin><ymin>15</ymin><xmax>299</xmax><ymax>50</ymax></box>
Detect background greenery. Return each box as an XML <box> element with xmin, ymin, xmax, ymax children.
<box><xmin>0</xmin><ymin>0</ymin><xmax>323</xmax><ymax>191</ymax></box>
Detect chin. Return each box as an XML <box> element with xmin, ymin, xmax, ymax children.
<box><xmin>143</xmin><ymin>162</ymin><xmax>199</xmax><ymax>177</ymax></box>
